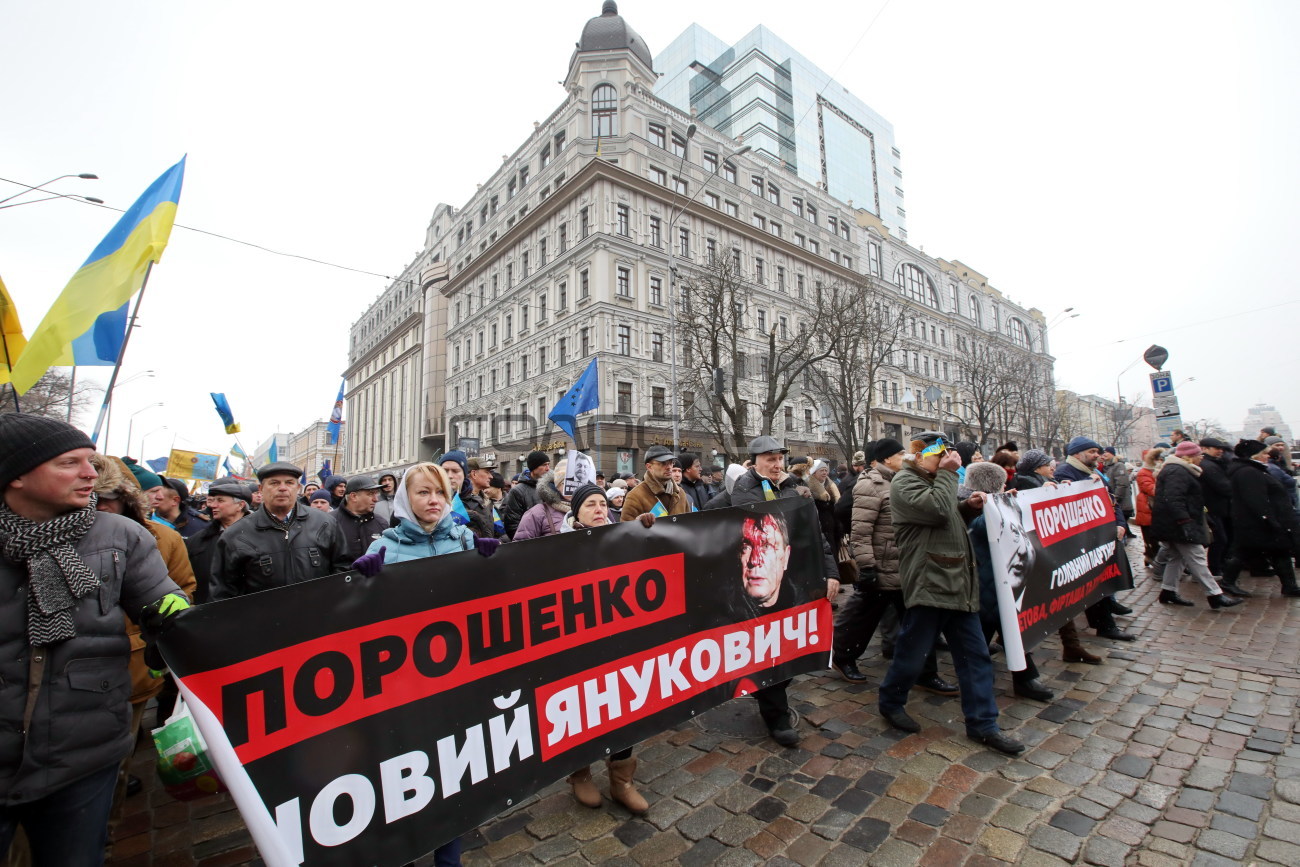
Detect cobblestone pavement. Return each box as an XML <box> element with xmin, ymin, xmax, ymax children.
<box><xmin>108</xmin><ymin>557</ymin><xmax>1300</xmax><ymax>866</ymax></box>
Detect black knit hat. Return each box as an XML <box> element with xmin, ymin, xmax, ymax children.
<box><xmin>0</xmin><ymin>415</ymin><xmax>96</xmax><ymax>490</ymax></box>
<box><xmin>526</xmin><ymin>450</ymin><xmax>550</xmax><ymax>472</ymax></box>
<box><xmin>569</xmin><ymin>483</ymin><xmax>607</xmax><ymax>520</ymax></box>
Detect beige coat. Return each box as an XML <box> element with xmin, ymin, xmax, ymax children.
<box><xmin>849</xmin><ymin>465</ymin><xmax>901</xmax><ymax>589</ymax></box>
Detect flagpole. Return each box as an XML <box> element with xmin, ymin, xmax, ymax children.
<box><xmin>0</xmin><ymin>335</ymin><xmax>19</xmax><ymax>414</ymax></box>
<box><xmin>90</xmin><ymin>265</ymin><xmax>153</xmax><ymax>444</ymax></box>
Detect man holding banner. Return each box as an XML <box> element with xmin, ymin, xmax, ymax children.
<box><xmin>877</xmin><ymin>432</ymin><xmax>1026</xmax><ymax>755</ymax></box>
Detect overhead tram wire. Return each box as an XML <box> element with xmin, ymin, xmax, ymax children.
<box><xmin>0</xmin><ymin>175</ymin><xmax>602</xmax><ymax>322</ymax></box>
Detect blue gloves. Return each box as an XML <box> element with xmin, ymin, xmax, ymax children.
<box><xmin>352</xmin><ymin>546</ymin><xmax>387</xmax><ymax>577</ymax></box>
<box><xmin>474</xmin><ymin>537</ymin><xmax>501</xmax><ymax>558</ymax></box>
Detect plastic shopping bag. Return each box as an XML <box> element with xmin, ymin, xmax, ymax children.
<box><xmin>151</xmin><ymin>696</ymin><xmax>226</xmax><ymax>801</ymax></box>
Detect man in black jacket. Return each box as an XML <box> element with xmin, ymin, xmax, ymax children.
<box><xmin>1197</xmin><ymin>438</ymin><xmax>1238</xmax><ymax>590</ymax></box>
<box><xmin>209</xmin><ymin>462</ymin><xmax>351</xmax><ymax>600</ymax></box>
<box><xmin>333</xmin><ymin>475</ymin><xmax>387</xmax><ymax>561</ymax></box>
<box><xmin>1221</xmin><ymin>440</ymin><xmax>1300</xmax><ymax>596</ymax></box>
<box><xmin>678</xmin><ymin>452</ymin><xmax>712</xmax><ymax>511</ymax></box>
<box><xmin>728</xmin><ymin>436</ymin><xmax>840</xmax><ymax>748</ymax></box>
<box><xmin>501</xmin><ymin>451</ymin><xmax>549</xmax><ymax>538</ymax></box>
<box><xmin>185</xmin><ymin>478</ymin><xmax>251</xmax><ymax>603</ymax></box>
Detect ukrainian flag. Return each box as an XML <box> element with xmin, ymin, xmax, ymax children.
<box><xmin>0</xmin><ymin>275</ymin><xmax>27</xmax><ymax>385</ymax></box>
<box><xmin>9</xmin><ymin>158</ymin><xmax>186</xmax><ymax>394</ymax></box>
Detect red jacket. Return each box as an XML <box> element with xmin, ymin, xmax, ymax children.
<box><xmin>1134</xmin><ymin>467</ymin><xmax>1157</xmax><ymax>526</ymax></box>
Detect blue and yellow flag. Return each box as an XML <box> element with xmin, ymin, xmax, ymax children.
<box><xmin>210</xmin><ymin>392</ymin><xmax>239</xmax><ymax>434</ymax></box>
<box><xmin>166</xmin><ymin>448</ymin><xmax>219</xmax><ymax>481</ymax></box>
<box><xmin>9</xmin><ymin>158</ymin><xmax>186</xmax><ymax>394</ymax></box>
<box><xmin>231</xmin><ymin>443</ymin><xmax>248</xmax><ymax>459</ymax></box>
<box><xmin>0</xmin><ymin>275</ymin><xmax>27</xmax><ymax>385</ymax></box>
<box><xmin>650</xmin><ymin>501</ymin><xmax>668</xmax><ymax>518</ymax></box>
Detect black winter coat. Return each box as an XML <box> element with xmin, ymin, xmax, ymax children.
<box><xmin>1198</xmin><ymin>454</ymin><xmax>1234</xmax><ymax>519</ymax></box>
<box><xmin>680</xmin><ymin>477</ymin><xmax>712</xmax><ymax>512</ymax></box>
<box><xmin>332</xmin><ymin>506</ymin><xmax>389</xmax><ymax>561</ymax></box>
<box><xmin>1227</xmin><ymin>458</ymin><xmax>1298</xmax><ymax>551</ymax></box>
<box><xmin>209</xmin><ymin>504</ymin><xmax>352</xmax><ymax>600</ymax></box>
<box><xmin>501</xmin><ymin>478</ymin><xmax>540</xmax><ymax>539</ymax></box>
<box><xmin>1149</xmin><ymin>460</ymin><xmax>1209</xmax><ymax>545</ymax></box>
<box><xmin>185</xmin><ymin>518</ymin><xmax>226</xmax><ymax>604</ymax></box>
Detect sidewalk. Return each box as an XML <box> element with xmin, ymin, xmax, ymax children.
<box><xmin>108</xmin><ymin>563</ymin><xmax>1300</xmax><ymax>866</ymax></box>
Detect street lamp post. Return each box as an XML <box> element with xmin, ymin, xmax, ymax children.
<box><xmin>102</xmin><ymin>370</ymin><xmax>155</xmax><ymax>451</ymax></box>
<box><xmin>126</xmin><ymin>403</ymin><xmax>165</xmax><ymax>458</ymax></box>
<box><xmin>139</xmin><ymin>425</ymin><xmax>169</xmax><ymax>464</ymax></box>
<box><xmin>665</xmin><ymin>132</ymin><xmax>751</xmax><ymax>447</ymax></box>
<box><xmin>0</xmin><ymin>173</ymin><xmax>99</xmax><ymax>206</ymax></box>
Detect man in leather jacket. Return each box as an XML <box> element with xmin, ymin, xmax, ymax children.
<box><xmin>209</xmin><ymin>462</ymin><xmax>351</xmax><ymax>600</ymax></box>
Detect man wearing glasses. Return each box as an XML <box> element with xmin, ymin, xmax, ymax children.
<box><xmin>877</xmin><ymin>432</ymin><xmax>1025</xmax><ymax>755</ymax></box>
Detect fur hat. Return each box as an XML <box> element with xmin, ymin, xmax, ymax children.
<box><xmin>965</xmin><ymin>461</ymin><xmax>1008</xmax><ymax>494</ymax></box>
<box><xmin>1234</xmin><ymin>439</ymin><xmax>1268</xmax><ymax>459</ymax></box>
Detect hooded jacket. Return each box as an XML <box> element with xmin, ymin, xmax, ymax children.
<box><xmin>1148</xmin><ymin>456</ymin><xmax>1209</xmax><ymax>545</ymax></box>
<box><xmin>890</xmin><ymin>461</ymin><xmax>981</xmax><ymax>612</ymax></box>
<box><xmin>513</xmin><ymin>471</ymin><xmax>573</xmax><ymax>540</ymax></box>
<box><xmin>0</xmin><ymin>511</ymin><xmax>179</xmax><ymax>805</ymax></box>
<box><xmin>849</xmin><ymin>465</ymin><xmax>902</xmax><ymax>589</ymax></box>
<box><xmin>620</xmin><ymin>469</ymin><xmax>690</xmax><ymax>522</ymax></box>
<box><xmin>208</xmin><ymin>502</ymin><xmax>352</xmax><ymax>600</ymax></box>
<box><xmin>323</xmin><ymin>475</ymin><xmax>348</xmax><ymax>509</ymax></box>
<box><xmin>365</xmin><ymin>470</ymin><xmax>476</xmax><ymax>561</ymax></box>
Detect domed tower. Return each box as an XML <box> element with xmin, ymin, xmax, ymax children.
<box><xmin>565</xmin><ymin>1</ymin><xmax>657</xmax><ymax>97</ymax></box>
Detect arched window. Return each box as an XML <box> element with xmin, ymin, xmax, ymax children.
<box><xmin>592</xmin><ymin>84</ymin><xmax>618</xmax><ymax>138</ymax></box>
<box><xmin>1008</xmin><ymin>317</ymin><xmax>1030</xmax><ymax>349</ymax></box>
<box><xmin>967</xmin><ymin>294</ymin><xmax>982</xmax><ymax>325</ymax></box>
<box><xmin>894</xmin><ymin>263</ymin><xmax>939</xmax><ymax>309</ymax></box>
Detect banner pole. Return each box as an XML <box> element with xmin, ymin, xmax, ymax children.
<box><xmin>1</xmin><ymin>329</ymin><xmax>22</xmax><ymax>412</ymax></box>
<box><xmin>90</xmin><ymin>265</ymin><xmax>153</xmax><ymax>444</ymax></box>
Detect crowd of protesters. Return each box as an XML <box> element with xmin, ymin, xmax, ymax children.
<box><xmin>0</xmin><ymin>409</ymin><xmax>1296</xmax><ymax>866</ymax></box>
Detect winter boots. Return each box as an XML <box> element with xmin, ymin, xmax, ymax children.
<box><xmin>567</xmin><ymin>759</ymin><xmax>648</xmax><ymax>813</ymax></box>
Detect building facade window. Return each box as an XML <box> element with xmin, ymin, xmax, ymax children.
<box><xmin>617</xmin><ymin>324</ymin><xmax>631</xmax><ymax>356</ymax></box>
<box><xmin>652</xmin><ymin>386</ymin><xmax>666</xmax><ymax>416</ymax></box>
<box><xmin>617</xmin><ymin>204</ymin><xmax>630</xmax><ymax>236</ymax></box>
<box><xmin>896</xmin><ymin>263</ymin><xmax>939</xmax><ymax>308</ymax></box>
<box><xmin>649</xmin><ymin>216</ymin><xmax>661</xmax><ymax>248</ymax></box>
<box><xmin>617</xmin><ymin>381</ymin><xmax>632</xmax><ymax>414</ymax></box>
<box><xmin>648</xmin><ymin>123</ymin><xmax>666</xmax><ymax>149</ymax></box>
<box><xmin>649</xmin><ymin>276</ymin><xmax>662</xmax><ymax>306</ymax></box>
<box><xmin>592</xmin><ymin>84</ymin><xmax>618</xmax><ymax>137</ymax></box>
<box><xmin>651</xmin><ymin>332</ymin><xmax>663</xmax><ymax>362</ymax></box>
<box><xmin>616</xmin><ymin>266</ymin><xmax>631</xmax><ymax>297</ymax></box>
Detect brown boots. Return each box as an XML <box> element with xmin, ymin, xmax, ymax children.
<box><xmin>567</xmin><ymin>767</ymin><xmax>602</xmax><ymax>808</ymax></box>
<box><xmin>1059</xmin><ymin>621</ymin><xmax>1102</xmax><ymax>665</ymax></box>
<box><xmin>567</xmin><ymin>758</ymin><xmax>648</xmax><ymax>813</ymax></box>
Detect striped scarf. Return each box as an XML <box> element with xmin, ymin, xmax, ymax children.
<box><xmin>0</xmin><ymin>497</ymin><xmax>100</xmax><ymax>645</ymax></box>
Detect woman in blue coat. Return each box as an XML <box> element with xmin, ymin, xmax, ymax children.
<box><xmin>352</xmin><ymin>462</ymin><xmax>497</xmax><ymax>867</ymax></box>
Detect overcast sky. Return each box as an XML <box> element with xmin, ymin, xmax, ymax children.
<box><xmin>3</xmin><ymin>0</ymin><xmax>1297</xmax><ymax>463</ymax></box>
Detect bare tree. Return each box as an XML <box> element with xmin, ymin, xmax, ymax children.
<box><xmin>1</xmin><ymin>370</ymin><xmax>98</xmax><ymax>421</ymax></box>
<box><xmin>677</xmin><ymin>258</ymin><xmax>843</xmax><ymax>452</ymax></box>
<box><xmin>1182</xmin><ymin>417</ymin><xmax>1233</xmax><ymax>442</ymax></box>
<box><xmin>955</xmin><ymin>334</ymin><xmax>1021</xmax><ymax>448</ymax></box>
<box><xmin>810</xmin><ymin>280</ymin><xmax>906</xmax><ymax>462</ymax></box>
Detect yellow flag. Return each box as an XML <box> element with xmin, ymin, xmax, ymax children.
<box><xmin>0</xmin><ymin>275</ymin><xmax>28</xmax><ymax>385</ymax></box>
<box><xmin>165</xmin><ymin>449</ymin><xmax>220</xmax><ymax>481</ymax></box>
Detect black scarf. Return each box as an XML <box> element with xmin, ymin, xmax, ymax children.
<box><xmin>0</xmin><ymin>497</ymin><xmax>100</xmax><ymax>645</ymax></box>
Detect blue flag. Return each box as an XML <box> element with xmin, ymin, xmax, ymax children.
<box><xmin>319</xmin><ymin>459</ymin><xmax>332</xmax><ymax>483</ymax></box>
<box><xmin>223</xmin><ymin>457</ymin><xmax>235</xmax><ymax>476</ymax></box>
<box><xmin>547</xmin><ymin>357</ymin><xmax>599</xmax><ymax>441</ymax></box>
<box><xmin>268</xmin><ymin>438</ymin><xmax>279</xmax><ymax>464</ymax></box>
<box><xmin>327</xmin><ymin>381</ymin><xmax>345</xmax><ymax>445</ymax></box>
<box><xmin>146</xmin><ymin>457</ymin><xmax>168</xmax><ymax>473</ymax></box>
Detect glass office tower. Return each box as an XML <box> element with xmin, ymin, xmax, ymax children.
<box><xmin>655</xmin><ymin>24</ymin><xmax>907</xmax><ymax>240</ymax></box>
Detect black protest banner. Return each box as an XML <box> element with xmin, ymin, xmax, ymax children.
<box><xmin>158</xmin><ymin>498</ymin><xmax>831</xmax><ymax>867</ymax></box>
<box><xmin>982</xmin><ymin>479</ymin><xmax>1133</xmax><ymax>668</ymax></box>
